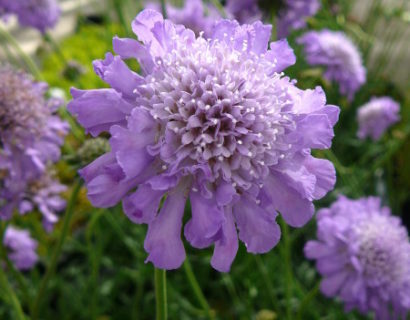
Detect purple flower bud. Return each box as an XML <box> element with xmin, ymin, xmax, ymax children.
<box><xmin>305</xmin><ymin>196</ymin><xmax>410</xmax><ymax>319</ymax></box>
<box><xmin>3</xmin><ymin>226</ymin><xmax>38</xmax><ymax>270</ymax></box>
<box><xmin>277</xmin><ymin>0</ymin><xmax>321</xmax><ymax>38</ymax></box>
<box><xmin>0</xmin><ymin>0</ymin><xmax>60</xmax><ymax>33</ymax></box>
<box><xmin>357</xmin><ymin>97</ymin><xmax>400</xmax><ymax>141</ymax></box>
<box><xmin>297</xmin><ymin>30</ymin><xmax>366</xmax><ymax>100</ymax></box>
<box><xmin>68</xmin><ymin>10</ymin><xmax>339</xmax><ymax>271</ymax></box>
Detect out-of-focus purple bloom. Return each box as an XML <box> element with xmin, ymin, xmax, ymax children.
<box><xmin>3</xmin><ymin>226</ymin><xmax>38</xmax><ymax>270</ymax></box>
<box><xmin>68</xmin><ymin>9</ymin><xmax>339</xmax><ymax>271</ymax></box>
<box><xmin>0</xmin><ymin>65</ymin><xmax>68</xmax><ymax>221</ymax></box>
<box><xmin>146</xmin><ymin>0</ymin><xmax>221</xmax><ymax>37</ymax></box>
<box><xmin>277</xmin><ymin>0</ymin><xmax>320</xmax><ymax>38</ymax></box>
<box><xmin>18</xmin><ymin>172</ymin><xmax>67</xmax><ymax>232</ymax></box>
<box><xmin>0</xmin><ymin>0</ymin><xmax>60</xmax><ymax>33</ymax></box>
<box><xmin>225</xmin><ymin>0</ymin><xmax>262</xmax><ymax>24</ymax></box>
<box><xmin>357</xmin><ymin>97</ymin><xmax>400</xmax><ymax>141</ymax></box>
<box><xmin>297</xmin><ymin>30</ymin><xmax>366</xmax><ymax>100</ymax></box>
<box><xmin>305</xmin><ymin>196</ymin><xmax>410</xmax><ymax>320</ymax></box>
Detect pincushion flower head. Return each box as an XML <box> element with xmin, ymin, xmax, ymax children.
<box><xmin>0</xmin><ymin>0</ymin><xmax>60</xmax><ymax>33</ymax></box>
<box><xmin>297</xmin><ymin>30</ymin><xmax>366</xmax><ymax>100</ymax></box>
<box><xmin>68</xmin><ymin>9</ymin><xmax>340</xmax><ymax>271</ymax></box>
<box><xmin>305</xmin><ymin>196</ymin><xmax>410</xmax><ymax>319</ymax></box>
<box><xmin>0</xmin><ymin>65</ymin><xmax>68</xmax><ymax>219</ymax></box>
<box><xmin>357</xmin><ymin>96</ymin><xmax>400</xmax><ymax>141</ymax></box>
<box><xmin>3</xmin><ymin>226</ymin><xmax>38</xmax><ymax>270</ymax></box>
<box><xmin>277</xmin><ymin>0</ymin><xmax>321</xmax><ymax>38</ymax></box>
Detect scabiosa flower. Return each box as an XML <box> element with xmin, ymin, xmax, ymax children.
<box><xmin>357</xmin><ymin>97</ymin><xmax>400</xmax><ymax>141</ymax></box>
<box><xmin>277</xmin><ymin>0</ymin><xmax>320</xmax><ymax>38</ymax></box>
<box><xmin>297</xmin><ymin>30</ymin><xmax>366</xmax><ymax>100</ymax></box>
<box><xmin>305</xmin><ymin>196</ymin><xmax>410</xmax><ymax>319</ymax></box>
<box><xmin>0</xmin><ymin>0</ymin><xmax>60</xmax><ymax>33</ymax></box>
<box><xmin>225</xmin><ymin>0</ymin><xmax>262</xmax><ymax>24</ymax></box>
<box><xmin>18</xmin><ymin>172</ymin><xmax>67</xmax><ymax>232</ymax></box>
<box><xmin>68</xmin><ymin>9</ymin><xmax>339</xmax><ymax>271</ymax></box>
<box><xmin>147</xmin><ymin>0</ymin><xmax>221</xmax><ymax>37</ymax></box>
<box><xmin>3</xmin><ymin>226</ymin><xmax>38</xmax><ymax>270</ymax></box>
<box><xmin>0</xmin><ymin>65</ymin><xmax>68</xmax><ymax>219</ymax></box>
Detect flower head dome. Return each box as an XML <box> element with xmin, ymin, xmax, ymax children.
<box><xmin>68</xmin><ymin>9</ymin><xmax>339</xmax><ymax>271</ymax></box>
<box><xmin>0</xmin><ymin>0</ymin><xmax>60</xmax><ymax>33</ymax></box>
<box><xmin>297</xmin><ymin>30</ymin><xmax>366</xmax><ymax>100</ymax></box>
<box><xmin>357</xmin><ymin>96</ymin><xmax>400</xmax><ymax>141</ymax></box>
<box><xmin>0</xmin><ymin>65</ymin><xmax>68</xmax><ymax>220</ymax></box>
<box><xmin>3</xmin><ymin>226</ymin><xmax>38</xmax><ymax>270</ymax></box>
<box><xmin>277</xmin><ymin>0</ymin><xmax>321</xmax><ymax>38</ymax></box>
<box><xmin>305</xmin><ymin>196</ymin><xmax>410</xmax><ymax>319</ymax></box>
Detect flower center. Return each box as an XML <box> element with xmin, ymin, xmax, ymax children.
<box><xmin>139</xmin><ymin>35</ymin><xmax>294</xmax><ymax>190</ymax></box>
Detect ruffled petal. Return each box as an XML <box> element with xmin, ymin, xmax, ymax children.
<box><xmin>304</xmin><ymin>157</ymin><xmax>336</xmax><ymax>200</ymax></box>
<box><xmin>144</xmin><ymin>187</ymin><xmax>187</xmax><ymax>269</ymax></box>
<box><xmin>93</xmin><ymin>53</ymin><xmax>143</xmax><ymax>99</ymax></box>
<box><xmin>267</xmin><ymin>39</ymin><xmax>296</xmax><ymax>72</ymax></box>
<box><xmin>304</xmin><ymin>240</ymin><xmax>335</xmax><ymax>259</ymax></box>
<box><xmin>112</xmin><ymin>36</ymin><xmax>155</xmax><ymax>73</ymax></box>
<box><xmin>211</xmin><ymin>207</ymin><xmax>239</xmax><ymax>272</ymax></box>
<box><xmin>122</xmin><ymin>184</ymin><xmax>164</xmax><ymax>224</ymax></box>
<box><xmin>184</xmin><ymin>190</ymin><xmax>225</xmax><ymax>248</ymax></box>
<box><xmin>233</xmin><ymin>197</ymin><xmax>280</xmax><ymax>253</ymax></box>
<box><xmin>263</xmin><ymin>173</ymin><xmax>314</xmax><ymax>227</ymax></box>
<box><xmin>68</xmin><ymin>88</ymin><xmax>133</xmax><ymax>136</ymax></box>
<box><xmin>320</xmin><ymin>271</ymin><xmax>348</xmax><ymax>297</ymax></box>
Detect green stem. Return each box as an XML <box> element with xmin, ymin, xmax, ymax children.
<box><xmin>254</xmin><ymin>255</ymin><xmax>279</xmax><ymax>312</ymax></box>
<box><xmin>280</xmin><ymin>220</ymin><xmax>293</xmax><ymax>320</ymax></box>
<box><xmin>31</xmin><ymin>180</ymin><xmax>82</xmax><ymax>320</ymax></box>
<box><xmin>0</xmin><ymin>24</ymin><xmax>42</xmax><ymax>79</ymax></box>
<box><xmin>0</xmin><ymin>223</ymin><xmax>26</xmax><ymax>320</ymax></box>
<box><xmin>154</xmin><ymin>268</ymin><xmax>168</xmax><ymax>320</ymax></box>
<box><xmin>208</xmin><ymin>0</ymin><xmax>227</xmax><ymax>18</ymax></box>
<box><xmin>183</xmin><ymin>258</ymin><xmax>214</xmax><ymax>320</ymax></box>
<box><xmin>296</xmin><ymin>283</ymin><xmax>319</xmax><ymax>320</ymax></box>
<box><xmin>160</xmin><ymin>0</ymin><xmax>167</xmax><ymax>18</ymax></box>
<box><xmin>0</xmin><ymin>269</ymin><xmax>26</xmax><ymax>320</ymax></box>
<box><xmin>43</xmin><ymin>32</ymin><xmax>67</xmax><ymax>65</ymax></box>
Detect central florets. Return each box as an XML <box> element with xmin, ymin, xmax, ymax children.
<box><xmin>0</xmin><ymin>66</ymin><xmax>48</xmax><ymax>140</ymax></box>
<box><xmin>141</xmin><ymin>35</ymin><xmax>294</xmax><ymax>190</ymax></box>
<box><xmin>354</xmin><ymin>215</ymin><xmax>408</xmax><ymax>286</ymax></box>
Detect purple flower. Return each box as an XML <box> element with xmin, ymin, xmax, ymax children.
<box><xmin>357</xmin><ymin>97</ymin><xmax>400</xmax><ymax>141</ymax></box>
<box><xmin>225</xmin><ymin>0</ymin><xmax>262</xmax><ymax>24</ymax></box>
<box><xmin>297</xmin><ymin>30</ymin><xmax>366</xmax><ymax>100</ymax></box>
<box><xmin>3</xmin><ymin>226</ymin><xmax>38</xmax><ymax>270</ymax></box>
<box><xmin>277</xmin><ymin>0</ymin><xmax>320</xmax><ymax>38</ymax></box>
<box><xmin>18</xmin><ymin>172</ymin><xmax>67</xmax><ymax>232</ymax></box>
<box><xmin>305</xmin><ymin>196</ymin><xmax>410</xmax><ymax>319</ymax></box>
<box><xmin>0</xmin><ymin>0</ymin><xmax>60</xmax><ymax>33</ymax></box>
<box><xmin>68</xmin><ymin>9</ymin><xmax>339</xmax><ymax>271</ymax></box>
<box><xmin>0</xmin><ymin>65</ymin><xmax>68</xmax><ymax>220</ymax></box>
<box><xmin>146</xmin><ymin>0</ymin><xmax>221</xmax><ymax>37</ymax></box>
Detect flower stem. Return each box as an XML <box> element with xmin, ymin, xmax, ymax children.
<box><xmin>154</xmin><ymin>268</ymin><xmax>168</xmax><ymax>320</ymax></box>
<box><xmin>280</xmin><ymin>219</ymin><xmax>293</xmax><ymax>320</ymax></box>
<box><xmin>183</xmin><ymin>258</ymin><xmax>214</xmax><ymax>320</ymax></box>
<box><xmin>160</xmin><ymin>0</ymin><xmax>167</xmax><ymax>18</ymax></box>
<box><xmin>0</xmin><ymin>269</ymin><xmax>27</xmax><ymax>320</ymax></box>
<box><xmin>43</xmin><ymin>32</ymin><xmax>67</xmax><ymax>65</ymax></box>
<box><xmin>31</xmin><ymin>180</ymin><xmax>82</xmax><ymax>320</ymax></box>
<box><xmin>0</xmin><ymin>24</ymin><xmax>42</xmax><ymax>79</ymax></box>
<box><xmin>0</xmin><ymin>222</ymin><xmax>26</xmax><ymax>320</ymax></box>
